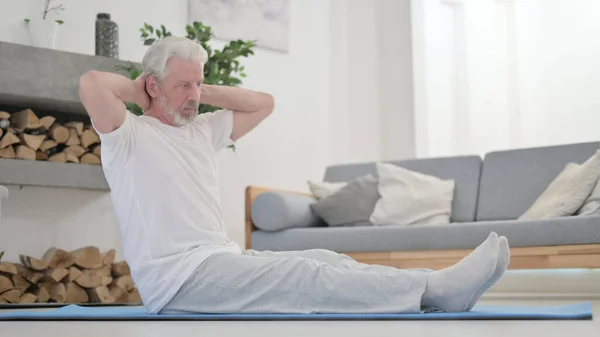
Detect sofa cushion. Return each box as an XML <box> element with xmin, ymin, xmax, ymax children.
<box><xmin>519</xmin><ymin>150</ymin><xmax>600</xmax><ymax>220</ymax></box>
<box><xmin>310</xmin><ymin>174</ymin><xmax>379</xmax><ymax>227</ymax></box>
<box><xmin>251</xmin><ymin>216</ymin><xmax>600</xmax><ymax>252</ymax></box>
<box><xmin>370</xmin><ymin>162</ymin><xmax>455</xmax><ymax>226</ymax></box>
<box><xmin>577</xmin><ymin>164</ymin><xmax>600</xmax><ymax>216</ymax></box>
<box><xmin>477</xmin><ymin>142</ymin><xmax>600</xmax><ymax>221</ymax></box>
<box><xmin>306</xmin><ymin>180</ymin><xmax>347</xmax><ymax>199</ymax></box>
<box><xmin>323</xmin><ymin>156</ymin><xmax>482</xmax><ymax>222</ymax></box>
<box><xmin>251</xmin><ymin>192</ymin><xmax>323</xmax><ymax>232</ymax></box>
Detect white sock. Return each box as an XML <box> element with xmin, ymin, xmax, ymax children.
<box><xmin>465</xmin><ymin>235</ymin><xmax>510</xmax><ymax>311</ymax></box>
<box><xmin>421</xmin><ymin>232</ymin><xmax>499</xmax><ymax>312</ymax></box>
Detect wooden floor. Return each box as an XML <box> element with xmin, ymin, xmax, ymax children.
<box><xmin>0</xmin><ymin>299</ymin><xmax>597</xmax><ymax>337</ymax></box>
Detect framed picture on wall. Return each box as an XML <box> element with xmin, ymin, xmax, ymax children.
<box><xmin>188</xmin><ymin>0</ymin><xmax>290</xmax><ymax>53</ymax></box>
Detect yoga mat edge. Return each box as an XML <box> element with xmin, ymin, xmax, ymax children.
<box><xmin>0</xmin><ymin>301</ymin><xmax>592</xmax><ymax>321</ymax></box>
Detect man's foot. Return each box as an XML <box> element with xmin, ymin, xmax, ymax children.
<box><xmin>421</xmin><ymin>232</ymin><xmax>499</xmax><ymax>312</ymax></box>
<box><xmin>465</xmin><ymin>235</ymin><xmax>510</xmax><ymax>311</ymax></box>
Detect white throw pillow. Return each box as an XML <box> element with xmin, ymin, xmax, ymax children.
<box><xmin>370</xmin><ymin>162</ymin><xmax>455</xmax><ymax>226</ymax></box>
<box><xmin>577</xmin><ymin>174</ymin><xmax>600</xmax><ymax>216</ymax></box>
<box><xmin>519</xmin><ymin>150</ymin><xmax>600</xmax><ymax>220</ymax></box>
<box><xmin>307</xmin><ymin>180</ymin><xmax>347</xmax><ymax>199</ymax></box>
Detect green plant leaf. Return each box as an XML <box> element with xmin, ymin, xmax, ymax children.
<box><xmin>24</xmin><ymin>18</ymin><xmax>30</xmax><ymax>23</ymax></box>
<box><xmin>144</xmin><ymin>38</ymin><xmax>156</xmax><ymax>45</ymax></box>
<box><xmin>55</xmin><ymin>20</ymin><xmax>64</xmax><ymax>25</ymax></box>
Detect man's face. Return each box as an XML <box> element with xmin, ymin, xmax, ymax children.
<box><xmin>157</xmin><ymin>57</ymin><xmax>204</xmax><ymax>126</ymax></box>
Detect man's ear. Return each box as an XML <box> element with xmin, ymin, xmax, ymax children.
<box><xmin>145</xmin><ymin>76</ymin><xmax>159</xmax><ymax>98</ymax></box>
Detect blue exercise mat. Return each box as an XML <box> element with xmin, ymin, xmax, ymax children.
<box><xmin>0</xmin><ymin>302</ymin><xmax>592</xmax><ymax>320</ymax></box>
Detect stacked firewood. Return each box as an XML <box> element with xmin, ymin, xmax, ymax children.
<box><xmin>0</xmin><ymin>109</ymin><xmax>101</xmax><ymax>164</ymax></box>
<box><xmin>0</xmin><ymin>247</ymin><xmax>141</xmax><ymax>305</ymax></box>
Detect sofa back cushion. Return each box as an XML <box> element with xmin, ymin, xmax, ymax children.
<box><xmin>476</xmin><ymin>141</ymin><xmax>600</xmax><ymax>221</ymax></box>
<box><xmin>323</xmin><ymin>156</ymin><xmax>482</xmax><ymax>222</ymax></box>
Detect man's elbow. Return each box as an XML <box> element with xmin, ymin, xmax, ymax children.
<box><xmin>79</xmin><ymin>70</ymin><xmax>100</xmax><ymax>98</ymax></box>
<box><xmin>263</xmin><ymin>93</ymin><xmax>275</xmax><ymax>116</ymax></box>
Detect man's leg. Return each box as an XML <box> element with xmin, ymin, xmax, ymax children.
<box><xmin>243</xmin><ymin>248</ymin><xmax>434</xmax><ymax>275</ymax></box>
<box><xmin>160</xmin><ymin>233</ymin><xmax>501</xmax><ymax>314</ymax></box>
<box><xmin>162</xmin><ymin>251</ymin><xmax>428</xmax><ymax>314</ymax></box>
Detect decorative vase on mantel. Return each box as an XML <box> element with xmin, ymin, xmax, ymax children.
<box><xmin>27</xmin><ymin>18</ymin><xmax>60</xmax><ymax>49</ymax></box>
<box><xmin>95</xmin><ymin>13</ymin><xmax>119</xmax><ymax>58</ymax></box>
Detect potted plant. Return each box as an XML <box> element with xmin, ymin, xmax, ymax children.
<box><xmin>24</xmin><ymin>0</ymin><xmax>65</xmax><ymax>49</ymax></box>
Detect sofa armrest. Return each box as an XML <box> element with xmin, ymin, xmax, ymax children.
<box><xmin>245</xmin><ymin>185</ymin><xmax>315</xmax><ymax>249</ymax></box>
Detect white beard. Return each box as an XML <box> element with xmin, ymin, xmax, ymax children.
<box><xmin>160</xmin><ymin>95</ymin><xmax>197</xmax><ymax>126</ymax></box>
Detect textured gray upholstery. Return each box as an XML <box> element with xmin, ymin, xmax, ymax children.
<box><xmin>251</xmin><ymin>192</ymin><xmax>324</xmax><ymax>232</ymax></box>
<box><xmin>251</xmin><ymin>216</ymin><xmax>600</xmax><ymax>252</ymax></box>
<box><xmin>477</xmin><ymin>142</ymin><xmax>600</xmax><ymax>221</ymax></box>
<box><xmin>323</xmin><ymin>156</ymin><xmax>482</xmax><ymax>222</ymax></box>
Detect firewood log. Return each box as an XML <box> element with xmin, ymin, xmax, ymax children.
<box><xmin>15</xmin><ymin>145</ymin><xmax>36</xmax><ymax>160</ymax></box>
<box><xmin>48</xmin><ymin>151</ymin><xmax>66</xmax><ymax>163</ymax></box>
<box><xmin>65</xmin><ymin>282</ymin><xmax>88</xmax><ymax>303</ymax></box>
<box><xmin>86</xmin><ymin>286</ymin><xmax>115</xmax><ymax>303</ymax></box>
<box><xmin>64</xmin><ymin>266</ymin><xmax>82</xmax><ymax>284</ymax></box>
<box><xmin>102</xmin><ymin>249</ymin><xmax>116</xmax><ymax>266</ymax></box>
<box><xmin>81</xmin><ymin>153</ymin><xmax>101</xmax><ymax>165</ymax></box>
<box><xmin>42</xmin><ymin>267</ymin><xmax>69</xmax><ymax>283</ymax></box>
<box><xmin>113</xmin><ymin>275</ymin><xmax>134</xmax><ymax>292</ymax></box>
<box><xmin>128</xmin><ymin>288</ymin><xmax>142</xmax><ymax>303</ymax></box>
<box><xmin>18</xmin><ymin>293</ymin><xmax>37</xmax><ymax>304</ymax></box>
<box><xmin>80</xmin><ymin>129</ymin><xmax>100</xmax><ymax>148</ymax></box>
<box><xmin>38</xmin><ymin>139</ymin><xmax>58</xmax><ymax>152</ymax></box>
<box><xmin>65</xmin><ymin>145</ymin><xmax>86</xmax><ymax>158</ymax></box>
<box><xmin>90</xmin><ymin>144</ymin><xmax>101</xmax><ymax>158</ymax></box>
<box><xmin>34</xmin><ymin>286</ymin><xmax>51</xmax><ymax>302</ymax></box>
<box><xmin>18</xmin><ymin>133</ymin><xmax>45</xmax><ymax>151</ymax></box>
<box><xmin>49</xmin><ymin>124</ymin><xmax>69</xmax><ymax>144</ymax></box>
<box><xmin>65</xmin><ymin>121</ymin><xmax>84</xmax><ymax>136</ymax></box>
<box><xmin>0</xmin><ymin>131</ymin><xmax>19</xmax><ymax>149</ymax></box>
<box><xmin>19</xmin><ymin>255</ymin><xmax>48</xmax><ymax>271</ymax></box>
<box><xmin>15</xmin><ymin>264</ymin><xmax>44</xmax><ymax>284</ymax></box>
<box><xmin>1</xmin><ymin>289</ymin><xmax>20</xmax><ymax>303</ymax></box>
<box><xmin>39</xmin><ymin>116</ymin><xmax>56</xmax><ymax>130</ymax></box>
<box><xmin>66</xmin><ymin>128</ymin><xmax>81</xmax><ymax>146</ymax></box>
<box><xmin>109</xmin><ymin>284</ymin><xmax>129</xmax><ymax>303</ymax></box>
<box><xmin>65</xmin><ymin>151</ymin><xmax>79</xmax><ymax>163</ymax></box>
<box><xmin>0</xmin><ymin>262</ymin><xmax>17</xmax><ymax>276</ymax></box>
<box><xmin>0</xmin><ymin>275</ymin><xmax>13</xmax><ymax>293</ymax></box>
<box><xmin>74</xmin><ymin>269</ymin><xmax>103</xmax><ymax>289</ymax></box>
<box><xmin>11</xmin><ymin>109</ymin><xmax>42</xmax><ymax>131</ymax></box>
<box><xmin>0</xmin><ymin>146</ymin><xmax>15</xmax><ymax>159</ymax></box>
<box><xmin>111</xmin><ymin>261</ymin><xmax>130</xmax><ymax>277</ymax></box>
<box><xmin>42</xmin><ymin>248</ymin><xmax>75</xmax><ymax>269</ymax></box>
<box><xmin>71</xmin><ymin>246</ymin><xmax>103</xmax><ymax>269</ymax></box>
<box><xmin>35</xmin><ymin>151</ymin><xmax>48</xmax><ymax>161</ymax></box>
<box><xmin>11</xmin><ymin>274</ymin><xmax>30</xmax><ymax>294</ymax></box>
<box><xmin>48</xmin><ymin>282</ymin><xmax>66</xmax><ymax>303</ymax></box>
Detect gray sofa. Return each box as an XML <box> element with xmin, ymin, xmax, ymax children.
<box><xmin>245</xmin><ymin>142</ymin><xmax>600</xmax><ymax>270</ymax></box>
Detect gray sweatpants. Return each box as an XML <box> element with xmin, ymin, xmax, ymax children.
<box><xmin>160</xmin><ymin>249</ymin><xmax>432</xmax><ymax>314</ymax></box>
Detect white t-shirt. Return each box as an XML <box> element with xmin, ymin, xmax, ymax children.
<box><xmin>94</xmin><ymin>108</ymin><xmax>242</xmax><ymax>314</ymax></box>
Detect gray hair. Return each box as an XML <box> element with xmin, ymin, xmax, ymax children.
<box><xmin>142</xmin><ymin>36</ymin><xmax>208</xmax><ymax>83</ymax></box>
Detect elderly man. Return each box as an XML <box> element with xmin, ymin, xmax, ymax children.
<box><xmin>79</xmin><ymin>36</ymin><xmax>509</xmax><ymax>315</ymax></box>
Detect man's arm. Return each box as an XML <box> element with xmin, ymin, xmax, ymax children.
<box><xmin>199</xmin><ymin>84</ymin><xmax>274</xmax><ymax>141</ymax></box>
<box><xmin>79</xmin><ymin>71</ymin><xmax>150</xmax><ymax>134</ymax></box>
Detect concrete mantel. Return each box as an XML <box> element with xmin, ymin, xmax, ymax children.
<box><xmin>0</xmin><ymin>41</ymin><xmax>136</xmax><ymax>116</ymax></box>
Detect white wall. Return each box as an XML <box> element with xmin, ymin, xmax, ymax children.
<box><xmin>413</xmin><ymin>0</ymin><xmax>600</xmax><ymax>158</ymax></box>
<box><xmin>376</xmin><ymin>0</ymin><xmax>416</xmax><ymax>161</ymax></box>
<box><xmin>328</xmin><ymin>0</ymin><xmax>416</xmax><ymax>165</ymax></box>
<box><xmin>0</xmin><ymin>0</ymin><xmax>332</xmax><ymax>261</ymax></box>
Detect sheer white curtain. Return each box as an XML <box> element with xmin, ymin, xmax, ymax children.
<box><xmin>412</xmin><ymin>0</ymin><xmax>600</xmax><ymax>158</ymax></box>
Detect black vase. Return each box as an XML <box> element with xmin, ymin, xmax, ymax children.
<box><xmin>95</xmin><ymin>13</ymin><xmax>119</xmax><ymax>58</ymax></box>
